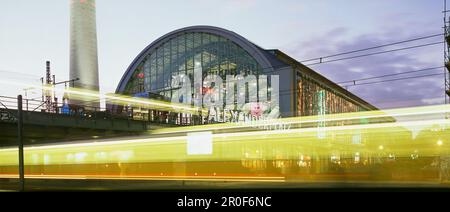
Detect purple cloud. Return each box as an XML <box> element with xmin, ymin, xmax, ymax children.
<box><xmin>281</xmin><ymin>25</ymin><xmax>445</xmax><ymax>109</ymax></box>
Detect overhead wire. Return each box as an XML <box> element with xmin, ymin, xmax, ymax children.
<box><xmin>299</xmin><ymin>33</ymin><xmax>443</xmax><ymax>63</ymax></box>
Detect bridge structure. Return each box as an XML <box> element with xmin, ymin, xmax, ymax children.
<box><xmin>0</xmin><ymin>96</ymin><xmax>176</xmax><ymax>147</ymax></box>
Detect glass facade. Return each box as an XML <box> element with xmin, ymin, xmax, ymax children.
<box><xmin>296</xmin><ymin>71</ymin><xmax>366</xmax><ymax>117</ymax></box>
<box><xmin>123</xmin><ymin>32</ymin><xmax>262</xmax><ymax>103</ymax></box>
<box><xmin>119</xmin><ymin>30</ymin><xmax>373</xmax><ymax>125</ymax></box>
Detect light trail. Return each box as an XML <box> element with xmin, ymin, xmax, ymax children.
<box><xmin>1</xmin><ymin>79</ymin><xmax>449</xmax><ymax>183</ymax></box>
<box><xmin>0</xmin><ymin>110</ymin><xmax>448</xmax><ymax>167</ymax></box>
<box><xmin>2</xmin><ymin>78</ymin><xmax>449</xmax><ymax>134</ymax></box>
<box><xmin>0</xmin><ymin>174</ymin><xmax>286</xmax><ymax>182</ymax></box>
<box><xmin>0</xmin><ymin>79</ymin><xmax>207</xmax><ymax>114</ymax></box>
<box><xmin>152</xmin><ymin>104</ymin><xmax>450</xmax><ymax>135</ymax></box>
<box><xmin>0</xmin><ymin>117</ymin><xmax>447</xmax><ymax>155</ymax></box>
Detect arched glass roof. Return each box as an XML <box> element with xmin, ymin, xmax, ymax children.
<box><xmin>116</xmin><ymin>26</ymin><xmax>275</xmax><ymax>97</ymax></box>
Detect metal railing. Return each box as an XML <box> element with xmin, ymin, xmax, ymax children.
<box><xmin>0</xmin><ymin>95</ymin><xmax>45</xmax><ymax>111</ymax></box>
<box><xmin>0</xmin><ymin>95</ymin><xmax>194</xmax><ymax>126</ymax></box>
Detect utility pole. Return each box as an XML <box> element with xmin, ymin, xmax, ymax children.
<box><xmin>40</xmin><ymin>59</ymin><xmax>80</xmax><ymax>114</ymax></box>
<box><xmin>45</xmin><ymin>61</ymin><xmax>53</xmax><ymax>113</ymax></box>
<box><xmin>17</xmin><ymin>95</ymin><xmax>25</xmax><ymax>192</ymax></box>
<box><xmin>444</xmin><ymin>0</ymin><xmax>450</xmax><ymax>104</ymax></box>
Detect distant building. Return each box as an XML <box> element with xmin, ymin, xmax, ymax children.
<box><xmin>69</xmin><ymin>0</ymin><xmax>100</xmax><ymax>109</ymax></box>
<box><xmin>113</xmin><ymin>26</ymin><xmax>376</xmax><ymax>124</ymax></box>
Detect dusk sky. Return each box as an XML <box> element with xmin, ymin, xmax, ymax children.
<box><xmin>0</xmin><ymin>0</ymin><xmax>445</xmax><ymax>109</ymax></box>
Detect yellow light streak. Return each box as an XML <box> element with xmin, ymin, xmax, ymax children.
<box><xmin>0</xmin><ymin>174</ymin><xmax>286</xmax><ymax>182</ymax></box>
<box><xmin>2</xmin><ymin>78</ymin><xmax>450</xmax><ymax>183</ymax></box>
<box><xmin>152</xmin><ymin>104</ymin><xmax>450</xmax><ymax>135</ymax></box>
<box><xmin>0</xmin><ymin>114</ymin><xmax>448</xmax><ymax>167</ymax></box>
<box><xmin>0</xmin><ymin>79</ymin><xmax>207</xmax><ymax>114</ymax></box>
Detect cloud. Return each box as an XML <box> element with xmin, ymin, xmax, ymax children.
<box><xmin>422</xmin><ymin>97</ymin><xmax>444</xmax><ymax>105</ymax></box>
<box><xmin>348</xmin><ymin>67</ymin><xmax>365</xmax><ymax>73</ymax></box>
<box><xmin>281</xmin><ymin>24</ymin><xmax>445</xmax><ymax>109</ymax></box>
